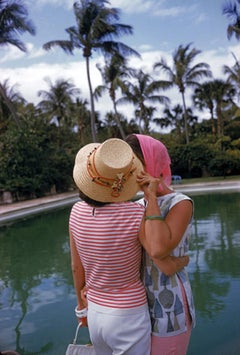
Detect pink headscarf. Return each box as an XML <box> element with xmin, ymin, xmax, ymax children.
<box><xmin>135</xmin><ymin>134</ymin><xmax>172</xmax><ymax>190</ymax></box>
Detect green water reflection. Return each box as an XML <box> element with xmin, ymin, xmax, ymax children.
<box><xmin>0</xmin><ymin>208</ymin><xmax>90</xmax><ymax>354</ymax></box>
<box><xmin>0</xmin><ymin>192</ymin><xmax>240</xmax><ymax>354</ymax></box>
<box><xmin>188</xmin><ymin>192</ymin><xmax>240</xmax><ymax>355</ymax></box>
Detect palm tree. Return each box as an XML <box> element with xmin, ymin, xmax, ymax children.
<box><xmin>153</xmin><ymin>43</ymin><xmax>212</xmax><ymax>144</ymax></box>
<box><xmin>0</xmin><ymin>79</ymin><xmax>24</xmax><ymax>131</ymax></box>
<box><xmin>0</xmin><ymin>0</ymin><xmax>36</xmax><ymax>51</ymax></box>
<box><xmin>70</xmin><ymin>97</ymin><xmax>91</xmax><ymax>144</ymax></box>
<box><xmin>154</xmin><ymin>104</ymin><xmax>184</xmax><ymax>138</ymax></box>
<box><xmin>223</xmin><ymin>53</ymin><xmax>240</xmax><ymax>100</ymax></box>
<box><xmin>95</xmin><ymin>54</ymin><xmax>135</xmax><ymax>139</ymax></box>
<box><xmin>193</xmin><ymin>81</ymin><xmax>216</xmax><ymax>137</ymax></box>
<box><xmin>43</xmin><ymin>0</ymin><xmax>139</xmax><ymax>142</ymax></box>
<box><xmin>119</xmin><ymin>69</ymin><xmax>170</xmax><ymax>134</ymax></box>
<box><xmin>210</xmin><ymin>79</ymin><xmax>236</xmax><ymax>139</ymax></box>
<box><xmin>101</xmin><ymin>111</ymin><xmax>122</xmax><ymax>138</ymax></box>
<box><xmin>37</xmin><ymin>78</ymin><xmax>80</xmax><ymax>127</ymax></box>
<box><xmin>194</xmin><ymin>79</ymin><xmax>236</xmax><ymax>140</ymax></box>
<box><xmin>0</xmin><ymin>0</ymin><xmax>35</xmax><ymax>126</ymax></box>
<box><xmin>135</xmin><ymin>105</ymin><xmax>158</xmax><ymax>134</ymax></box>
<box><xmin>222</xmin><ymin>0</ymin><xmax>240</xmax><ymax>40</ymax></box>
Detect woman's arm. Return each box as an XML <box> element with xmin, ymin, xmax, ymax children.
<box><xmin>139</xmin><ymin>217</ymin><xmax>189</xmax><ymax>275</ymax></box>
<box><xmin>138</xmin><ymin>171</ymin><xmax>193</xmax><ymax>259</ymax></box>
<box><xmin>69</xmin><ymin>228</ymin><xmax>87</xmax><ymax>326</ymax></box>
<box><xmin>152</xmin><ymin>255</ymin><xmax>189</xmax><ymax>276</ymax></box>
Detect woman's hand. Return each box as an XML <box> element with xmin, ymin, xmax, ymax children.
<box><xmin>81</xmin><ymin>286</ymin><xmax>88</xmax><ymax>308</ymax></box>
<box><xmin>137</xmin><ymin>171</ymin><xmax>159</xmax><ymax>199</ymax></box>
<box><xmin>75</xmin><ymin>286</ymin><xmax>89</xmax><ymax>327</ymax></box>
<box><xmin>79</xmin><ymin>316</ymin><xmax>88</xmax><ymax>327</ymax></box>
<box><xmin>137</xmin><ymin>171</ymin><xmax>173</xmax><ymax>197</ymax></box>
<box><xmin>153</xmin><ymin>255</ymin><xmax>189</xmax><ymax>276</ymax></box>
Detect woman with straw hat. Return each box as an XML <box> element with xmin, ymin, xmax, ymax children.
<box><xmin>69</xmin><ymin>138</ymin><xmax>188</xmax><ymax>355</ymax></box>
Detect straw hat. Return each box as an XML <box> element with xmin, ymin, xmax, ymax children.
<box><xmin>73</xmin><ymin>138</ymin><xmax>143</xmax><ymax>202</ymax></box>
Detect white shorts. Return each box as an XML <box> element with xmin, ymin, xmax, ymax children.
<box><xmin>87</xmin><ymin>301</ymin><xmax>151</xmax><ymax>355</ymax></box>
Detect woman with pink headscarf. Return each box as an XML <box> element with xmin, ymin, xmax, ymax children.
<box><xmin>126</xmin><ymin>134</ymin><xmax>196</xmax><ymax>355</ymax></box>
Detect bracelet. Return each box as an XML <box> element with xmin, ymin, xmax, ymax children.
<box><xmin>75</xmin><ymin>306</ymin><xmax>88</xmax><ymax>318</ymax></box>
<box><xmin>145</xmin><ymin>215</ymin><xmax>164</xmax><ymax>220</ymax></box>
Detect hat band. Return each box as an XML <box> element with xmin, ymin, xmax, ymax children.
<box><xmin>87</xmin><ymin>147</ymin><xmax>136</xmax><ymax>197</ymax></box>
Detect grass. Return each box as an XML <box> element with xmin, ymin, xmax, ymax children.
<box><xmin>180</xmin><ymin>175</ymin><xmax>240</xmax><ymax>185</ymax></box>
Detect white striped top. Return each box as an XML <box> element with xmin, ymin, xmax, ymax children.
<box><xmin>69</xmin><ymin>200</ymin><xmax>147</xmax><ymax>308</ymax></box>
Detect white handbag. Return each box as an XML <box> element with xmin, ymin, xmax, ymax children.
<box><xmin>65</xmin><ymin>322</ymin><xmax>96</xmax><ymax>355</ymax></box>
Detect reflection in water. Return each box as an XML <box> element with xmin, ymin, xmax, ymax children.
<box><xmin>0</xmin><ymin>208</ymin><xmax>81</xmax><ymax>354</ymax></box>
<box><xmin>0</xmin><ymin>193</ymin><xmax>240</xmax><ymax>354</ymax></box>
<box><xmin>188</xmin><ymin>192</ymin><xmax>240</xmax><ymax>355</ymax></box>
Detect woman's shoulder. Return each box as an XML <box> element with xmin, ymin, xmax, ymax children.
<box><xmin>173</xmin><ymin>191</ymin><xmax>192</xmax><ymax>202</ymax></box>
<box><xmin>158</xmin><ymin>191</ymin><xmax>192</xmax><ymax>207</ymax></box>
<box><xmin>71</xmin><ymin>200</ymin><xmax>88</xmax><ymax>213</ymax></box>
<box><xmin>118</xmin><ymin>200</ymin><xmax>145</xmax><ymax>212</ymax></box>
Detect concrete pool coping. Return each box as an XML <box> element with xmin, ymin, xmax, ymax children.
<box><xmin>0</xmin><ymin>191</ymin><xmax>80</xmax><ymax>226</ymax></box>
<box><xmin>0</xmin><ymin>180</ymin><xmax>240</xmax><ymax>226</ymax></box>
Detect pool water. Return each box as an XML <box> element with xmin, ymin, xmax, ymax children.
<box><xmin>0</xmin><ymin>192</ymin><xmax>240</xmax><ymax>354</ymax></box>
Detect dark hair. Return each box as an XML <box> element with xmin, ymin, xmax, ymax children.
<box><xmin>78</xmin><ymin>189</ymin><xmax>108</xmax><ymax>207</ymax></box>
<box><xmin>125</xmin><ymin>134</ymin><xmax>145</xmax><ymax>166</ymax></box>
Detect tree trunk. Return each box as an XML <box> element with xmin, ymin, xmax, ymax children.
<box><xmin>85</xmin><ymin>56</ymin><xmax>97</xmax><ymax>142</ymax></box>
<box><xmin>216</xmin><ymin>102</ymin><xmax>222</xmax><ymax>139</ymax></box>
<box><xmin>210</xmin><ymin>108</ymin><xmax>216</xmax><ymax>141</ymax></box>
<box><xmin>113</xmin><ymin>99</ymin><xmax>126</xmax><ymax>139</ymax></box>
<box><xmin>181</xmin><ymin>91</ymin><xmax>189</xmax><ymax>145</ymax></box>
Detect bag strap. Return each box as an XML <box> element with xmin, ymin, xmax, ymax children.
<box><xmin>73</xmin><ymin>322</ymin><xmax>82</xmax><ymax>345</ymax></box>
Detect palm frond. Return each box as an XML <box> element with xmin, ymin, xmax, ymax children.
<box><xmin>43</xmin><ymin>40</ymin><xmax>75</xmax><ymax>54</ymax></box>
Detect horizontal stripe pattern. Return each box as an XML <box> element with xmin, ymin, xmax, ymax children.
<box><xmin>69</xmin><ymin>201</ymin><xmax>147</xmax><ymax>308</ymax></box>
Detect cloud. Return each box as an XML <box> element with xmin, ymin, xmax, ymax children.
<box><xmin>1</xmin><ymin>44</ymin><xmax>239</xmax><ymax>123</ymax></box>
<box><xmin>25</xmin><ymin>0</ymin><xmax>190</xmax><ymax>17</ymax></box>
<box><xmin>137</xmin><ymin>44</ymin><xmax>153</xmax><ymax>52</ymax></box>
<box><xmin>198</xmin><ymin>44</ymin><xmax>240</xmax><ymax>78</ymax></box>
<box><xmin>0</xmin><ymin>46</ymin><xmax>26</xmax><ymax>64</ymax></box>
<box><xmin>0</xmin><ymin>43</ymin><xmax>47</xmax><ymax>64</ymax></box>
<box><xmin>154</xmin><ymin>5</ymin><xmax>190</xmax><ymax>17</ymax></box>
<box><xmin>110</xmin><ymin>0</ymin><xmax>193</xmax><ymax>17</ymax></box>
<box><xmin>110</xmin><ymin>0</ymin><xmax>157</xmax><ymax>13</ymax></box>
<box><xmin>195</xmin><ymin>13</ymin><xmax>208</xmax><ymax>25</ymax></box>
<box><xmin>27</xmin><ymin>43</ymin><xmax>47</xmax><ymax>59</ymax></box>
<box><xmin>0</xmin><ymin>58</ymin><xmax>102</xmax><ymax>106</ymax></box>
<box><xmin>25</xmin><ymin>0</ymin><xmax>74</xmax><ymax>10</ymax></box>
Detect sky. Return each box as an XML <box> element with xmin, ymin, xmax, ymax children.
<box><xmin>1</xmin><ymin>0</ymin><xmax>240</xmax><ymax>123</ymax></box>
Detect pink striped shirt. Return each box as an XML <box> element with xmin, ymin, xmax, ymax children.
<box><xmin>69</xmin><ymin>200</ymin><xmax>147</xmax><ymax>308</ymax></box>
